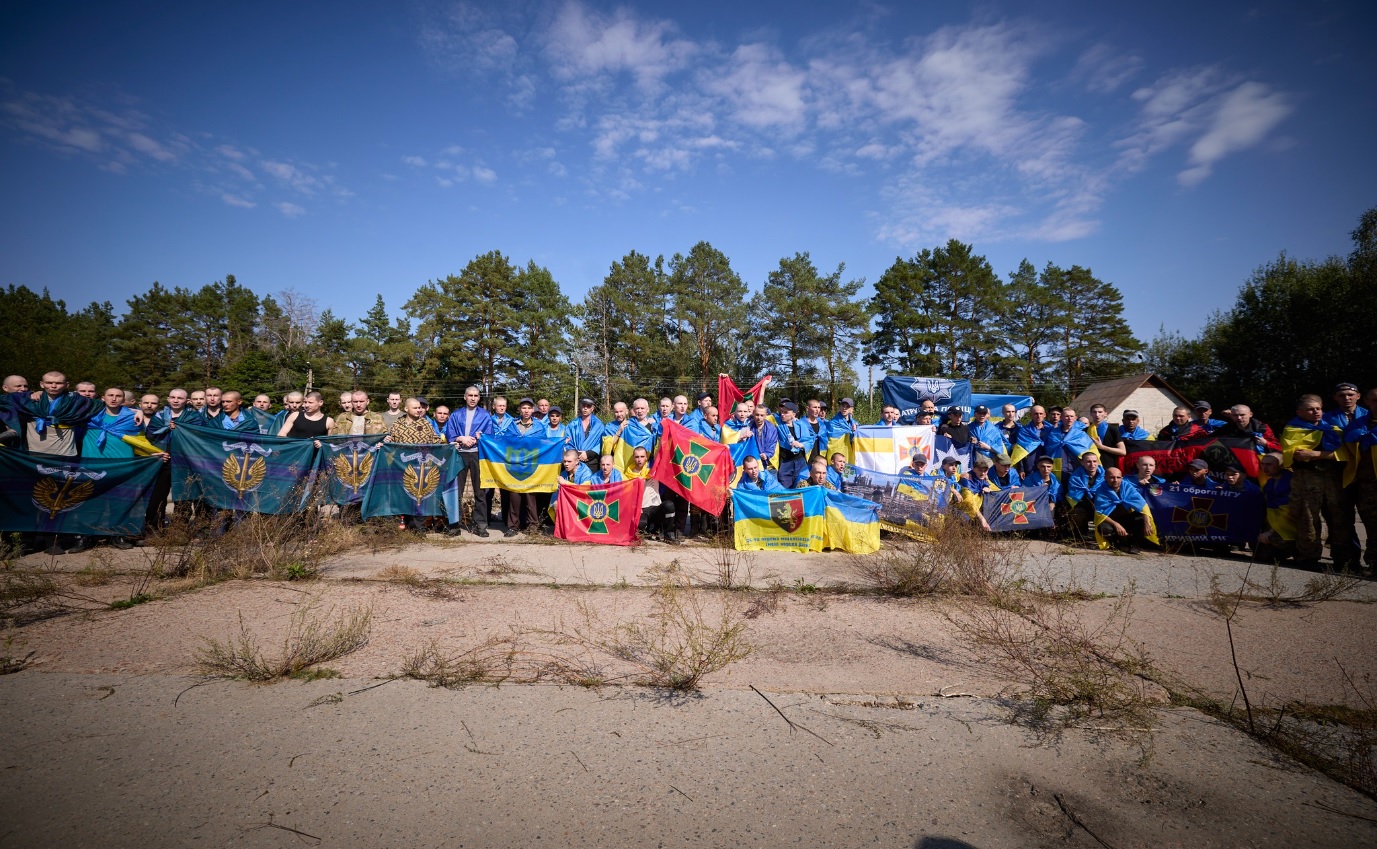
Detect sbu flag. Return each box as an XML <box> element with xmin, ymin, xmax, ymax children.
<box><xmin>652</xmin><ymin>419</ymin><xmax>733</xmax><ymax>514</ymax></box>
<box><xmin>477</xmin><ymin>434</ymin><xmax>563</xmax><ymax>493</ymax></box>
<box><xmin>554</xmin><ymin>479</ymin><xmax>644</xmax><ymax>546</ymax></box>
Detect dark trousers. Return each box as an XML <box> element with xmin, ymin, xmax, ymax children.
<box><xmin>1097</xmin><ymin>504</ymin><xmax>1150</xmax><ymax>550</ymax></box>
<box><xmin>1057</xmin><ymin>499</ymin><xmax>1093</xmax><ymax>541</ymax></box>
<box><xmin>455</xmin><ymin>451</ymin><xmax>489</xmax><ymax>529</ymax></box>
<box><xmin>778</xmin><ymin>456</ymin><xmax>807</xmax><ymax>489</ymax></box>
<box><xmin>505</xmin><ymin>491</ymin><xmax>539</xmax><ymax>531</ymax></box>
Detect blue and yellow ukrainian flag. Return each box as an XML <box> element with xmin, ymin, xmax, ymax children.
<box><xmin>732</xmin><ymin>486</ymin><xmax>826</xmax><ymax>552</ymax></box>
<box><xmin>478</xmin><ymin>433</ymin><xmax>563</xmax><ymax>493</ymax></box>
<box><xmin>601</xmin><ymin>420</ymin><xmax>656</xmax><ymax>474</ymax></box>
<box><xmin>822</xmin><ymin>489</ymin><xmax>880</xmax><ymax>554</ymax></box>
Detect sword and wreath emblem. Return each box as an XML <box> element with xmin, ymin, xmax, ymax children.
<box><xmin>329</xmin><ymin>439</ymin><xmax>381</xmax><ymax>495</ymax></box>
<box><xmin>400</xmin><ymin>450</ymin><xmax>446</xmax><ymax>506</ymax></box>
<box><xmin>31</xmin><ymin>464</ymin><xmax>105</xmax><ymax>519</ymax></box>
<box><xmin>221</xmin><ymin>441</ymin><xmax>273</xmax><ymax>497</ymax></box>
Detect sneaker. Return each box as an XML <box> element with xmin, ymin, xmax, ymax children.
<box><xmin>503</xmin><ymin>528</ymin><xmax>519</xmax><ymax>538</ymax></box>
<box><xmin>475</xmin><ymin>527</ymin><xmax>490</xmax><ymax>538</ymax></box>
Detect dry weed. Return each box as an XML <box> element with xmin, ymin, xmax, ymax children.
<box><xmin>1208</xmin><ymin>564</ymin><xmax>1364</xmax><ymax>608</ymax></box>
<box><xmin>563</xmin><ymin>565</ymin><xmax>753</xmax><ymax>690</ymax></box>
<box><xmin>948</xmin><ymin>586</ymin><xmax>1160</xmax><ymax>731</ymax></box>
<box><xmin>696</xmin><ymin>533</ymin><xmax>756</xmax><ymax>589</ymax></box>
<box><xmin>849</xmin><ymin>517</ymin><xmax>1027</xmax><ymax>605</ymax></box>
<box><xmin>194</xmin><ymin>597</ymin><xmax>372</xmax><ymax>682</ymax></box>
<box><xmin>401</xmin><ymin>636</ymin><xmax>527</xmax><ymax>687</ymax></box>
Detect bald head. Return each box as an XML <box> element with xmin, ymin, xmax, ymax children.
<box><xmin>2</xmin><ymin>375</ymin><xmax>27</xmax><ymax>393</ymax></box>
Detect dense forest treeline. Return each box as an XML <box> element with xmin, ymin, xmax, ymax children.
<box><xmin>4</xmin><ymin>210</ymin><xmax>1372</xmax><ymax>424</ymax></box>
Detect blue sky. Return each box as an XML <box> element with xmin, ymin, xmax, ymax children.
<box><xmin>2</xmin><ymin>0</ymin><xmax>1373</xmax><ymax>351</ymax></box>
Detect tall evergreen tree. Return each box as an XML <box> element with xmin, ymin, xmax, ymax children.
<box><xmin>1042</xmin><ymin>263</ymin><xmax>1142</xmax><ymax>395</ymax></box>
<box><xmin>669</xmin><ymin>241</ymin><xmax>747</xmax><ymax>390</ymax></box>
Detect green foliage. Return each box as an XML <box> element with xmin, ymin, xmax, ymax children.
<box><xmin>1042</xmin><ymin>263</ymin><xmax>1143</xmax><ymax>395</ymax></box>
<box><xmin>1151</xmin><ymin>206</ymin><xmax>1377</xmax><ymax>426</ymax></box>
<box><xmin>751</xmin><ymin>252</ymin><xmax>869</xmax><ymax>405</ymax></box>
<box><xmin>0</xmin><ymin>285</ymin><xmax>120</xmax><ymax>388</ymax></box>
<box><xmin>669</xmin><ymin>241</ymin><xmax>747</xmax><ymax>390</ymax></box>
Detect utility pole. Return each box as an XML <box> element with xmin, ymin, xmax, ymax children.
<box><xmin>867</xmin><ymin>363</ymin><xmax>873</xmax><ymax>409</ymax></box>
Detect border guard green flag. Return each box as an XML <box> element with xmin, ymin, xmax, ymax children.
<box><xmin>0</xmin><ymin>451</ymin><xmax>162</xmax><ymax>536</ymax></box>
<box><xmin>360</xmin><ymin>443</ymin><xmax>463</xmax><ymax>522</ymax></box>
<box><xmin>170</xmin><ymin>422</ymin><xmax>318</xmax><ymax>514</ymax></box>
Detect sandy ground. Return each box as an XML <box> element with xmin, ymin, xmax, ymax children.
<box><xmin>3</xmin><ymin>536</ymin><xmax>1377</xmax><ymax>847</ymax></box>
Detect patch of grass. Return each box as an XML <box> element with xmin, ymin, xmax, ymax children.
<box><xmin>109</xmin><ymin>594</ymin><xmax>153</xmax><ymax>610</ymax></box>
<box><xmin>72</xmin><ymin>558</ymin><xmax>115</xmax><ymax>587</ymax></box>
<box><xmin>375</xmin><ymin>564</ymin><xmax>426</xmax><ymax>585</ymax></box>
<box><xmin>290</xmin><ymin>667</ymin><xmax>342</xmax><ymax>682</ymax></box>
<box><xmin>1</xmin><ymin>635</ymin><xmax>35</xmax><ymax>675</ymax></box>
<box><xmin>194</xmin><ymin>597</ymin><xmax>372</xmax><ymax>682</ymax></box>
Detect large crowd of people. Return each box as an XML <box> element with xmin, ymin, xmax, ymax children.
<box><xmin>2</xmin><ymin>371</ymin><xmax>1373</xmax><ymax>572</ymax></box>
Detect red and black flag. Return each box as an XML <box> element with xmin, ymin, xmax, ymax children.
<box><xmin>1123</xmin><ymin>436</ymin><xmax>1260</xmax><ymax>479</ymax></box>
<box><xmin>652</xmin><ymin>419</ymin><xmax>734</xmax><ymax>514</ymax></box>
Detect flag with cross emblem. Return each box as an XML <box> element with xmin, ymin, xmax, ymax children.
<box><xmin>554</xmin><ymin>478</ymin><xmax>644</xmax><ymax>546</ymax></box>
<box><xmin>652</xmin><ymin>419</ymin><xmax>734</xmax><ymax>514</ymax></box>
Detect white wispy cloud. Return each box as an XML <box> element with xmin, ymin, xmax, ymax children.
<box><xmin>544</xmin><ymin>1</ymin><xmax>698</xmax><ymax>92</ymax></box>
<box><xmin>276</xmin><ymin>201</ymin><xmax>306</xmax><ymax>217</ymax></box>
<box><xmin>1</xmin><ymin>85</ymin><xmax>351</xmax><ymax>214</ymax></box>
<box><xmin>1118</xmin><ymin>66</ymin><xmax>1292</xmax><ymax>186</ymax></box>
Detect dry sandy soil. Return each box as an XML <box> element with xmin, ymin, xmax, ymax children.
<box><xmin>2</xmin><ymin>534</ymin><xmax>1376</xmax><ymax>848</ymax></box>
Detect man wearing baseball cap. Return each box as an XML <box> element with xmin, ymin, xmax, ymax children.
<box><xmin>1324</xmin><ymin>381</ymin><xmax>1368</xmax><ymax>569</ymax></box>
<box><xmin>1190</xmin><ymin>401</ymin><xmax>1227</xmax><ymax>434</ymax></box>
<box><xmin>1118</xmin><ymin>410</ymin><xmax>1149</xmax><ymax>440</ymax></box>
<box><xmin>571</xmin><ymin>397</ymin><xmax>604</xmax><ymax>472</ymax></box>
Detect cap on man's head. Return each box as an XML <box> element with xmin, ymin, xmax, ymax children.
<box><xmin>1122</xmin><ymin>410</ymin><xmax>1140</xmax><ymax>419</ymax></box>
<box><xmin>1035</xmin><ymin>455</ymin><xmax>1055</xmax><ymax>466</ymax></box>
<box><xmin>840</xmin><ymin>397</ymin><xmax>855</xmax><ymax>407</ymax></box>
<box><xmin>1335</xmin><ymin>381</ymin><xmax>1359</xmax><ymax>393</ymax></box>
<box><xmin>993</xmin><ymin>452</ymin><xmax>1012</xmax><ymax>465</ymax></box>
<box><xmin>946</xmin><ymin>406</ymin><xmax>963</xmax><ymax>416</ymax></box>
<box><xmin>416</xmin><ymin>397</ymin><xmax>428</xmax><ymax>406</ymax></box>
<box><xmin>973</xmin><ymin>405</ymin><xmax>989</xmax><ymax>414</ymax></box>
<box><xmin>1192</xmin><ymin>400</ymin><xmax>1211</xmax><ymax>411</ymax></box>
<box><xmin>973</xmin><ymin>456</ymin><xmax>993</xmax><ymax>469</ymax></box>
<box><xmin>1223</xmin><ymin>463</ymin><xmax>1242</xmax><ymax>474</ymax></box>
<box><xmin>941</xmin><ymin>456</ymin><xmax>961</xmax><ymax>466</ymax></box>
<box><xmin>579</xmin><ymin>397</ymin><xmax>595</xmax><ymax>407</ymax></box>
<box><xmin>910</xmin><ymin>453</ymin><xmax>928</xmax><ymax>465</ymax></box>
<box><xmin>1188</xmin><ymin>458</ymin><xmax>1210</xmax><ymax>470</ymax></box>
<box><xmin>780</xmin><ymin>401</ymin><xmax>798</xmax><ymax>413</ymax></box>
<box><xmin>696</xmin><ymin>391</ymin><xmax>712</xmax><ymax>401</ymax></box>
<box><xmin>548</xmin><ymin>405</ymin><xmax>562</xmax><ymax>415</ymax></box>
<box><xmin>518</xmin><ymin>397</ymin><xmax>535</xmax><ymax>408</ymax></box>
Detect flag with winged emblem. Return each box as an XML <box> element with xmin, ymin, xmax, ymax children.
<box><xmin>170</xmin><ymin>422</ymin><xmax>318</xmax><ymax>514</ymax></box>
<box><xmin>360</xmin><ymin>443</ymin><xmax>463</xmax><ymax>522</ymax></box>
<box><xmin>652</xmin><ymin>419</ymin><xmax>734</xmax><ymax>514</ymax></box>
<box><xmin>313</xmin><ymin>433</ymin><xmax>388</xmax><ymax>505</ymax></box>
<box><xmin>554</xmin><ymin>478</ymin><xmax>644</xmax><ymax>545</ymax></box>
<box><xmin>0</xmin><ymin>451</ymin><xmax>163</xmax><ymax>536</ymax></box>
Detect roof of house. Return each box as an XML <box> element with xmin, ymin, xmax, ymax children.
<box><xmin>1069</xmin><ymin>373</ymin><xmax>1190</xmax><ymax>413</ymax></box>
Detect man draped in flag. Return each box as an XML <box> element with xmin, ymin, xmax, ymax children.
<box><xmin>1281</xmin><ymin>392</ymin><xmax>1350</xmax><ymax>568</ymax></box>
<box><xmin>1042</xmin><ymin>406</ymin><xmax>1097</xmax><ymax>478</ymax></box>
<box><xmin>1092</xmin><ymin>466</ymin><xmax>1157</xmax><ymax>551</ymax></box>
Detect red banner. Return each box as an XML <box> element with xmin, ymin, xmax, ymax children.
<box><xmin>1123</xmin><ymin>437</ymin><xmax>1260</xmax><ymax>479</ymax></box>
<box><xmin>554</xmin><ymin>479</ymin><xmax>644</xmax><ymax>546</ymax></box>
<box><xmin>717</xmin><ymin>374</ymin><xmax>771</xmax><ymax>421</ymax></box>
<box><xmin>652</xmin><ymin>419</ymin><xmax>734</xmax><ymax>514</ymax></box>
